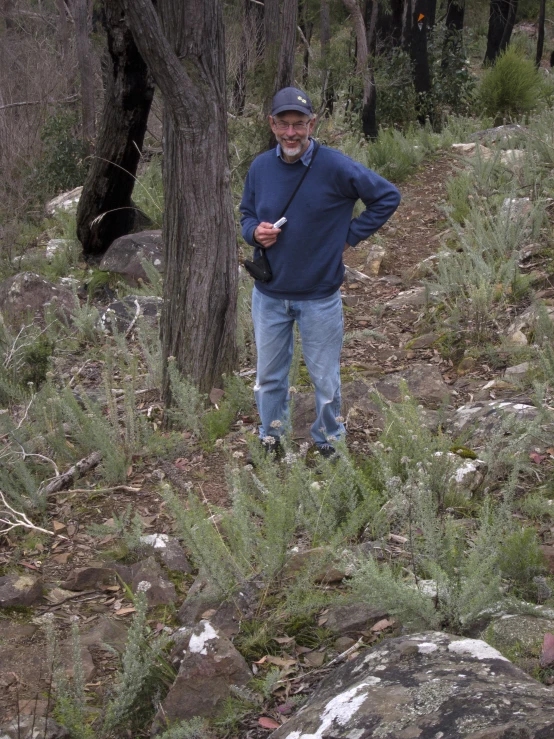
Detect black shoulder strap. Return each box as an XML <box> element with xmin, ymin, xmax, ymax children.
<box><xmin>279</xmin><ymin>141</ymin><xmax>320</xmax><ymax>219</ymax></box>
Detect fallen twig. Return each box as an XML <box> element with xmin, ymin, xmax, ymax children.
<box><xmin>0</xmin><ymin>491</ymin><xmax>67</xmax><ymax>539</ymax></box>
<box><xmin>125</xmin><ymin>299</ymin><xmax>142</xmax><ymax>338</ymax></box>
<box><xmin>54</xmin><ymin>485</ymin><xmax>141</xmax><ymax>496</ymax></box>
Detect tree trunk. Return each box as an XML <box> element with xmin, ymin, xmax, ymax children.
<box><xmin>264</xmin><ymin>0</ymin><xmax>281</xmax><ymax>114</ymax></box>
<box><xmin>76</xmin><ymin>0</ymin><xmax>154</xmax><ymax>259</ymax></box>
<box><xmin>56</xmin><ymin>0</ymin><xmax>70</xmax><ymax>59</ymax></box>
<box><xmin>72</xmin><ymin>0</ymin><xmax>96</xmax><ymax>150</ymax></box>
<box><xmin>275</xmin><ymin>0</ymin><xmax>298</xmax><ymax>92</ymax></box>
<box><xmin>124</xmin><ymin>0</ymin><xmax>237</xmax><ymax>398</ymax></box>
<box><xmin>401</xmin><ymin>0</ymin><xmax>413</xmax><ymax>51</ymax></box>
<box><xmin>232</xmin><ymin>0</ymin><xmax>251</xmax><ymax>114</ymax></box>
<box><xmin>484</xmin><ymin>0</ymin><xmax>516</xmax><ymax>64</ymax></box>
<box><xmin>365</xmin><ymin>0</ymin><xmax>378</xmax><ymax>54</ymax></box>
<box><xmin>442</xmin><ymin>0</ymin><xmax>464</xmax><ymax>66</ymax></box>
<box><xmin>343</xmin><ymin>0</ymin><xmax>377</xmax><ymax>139</ymax></box>
<box><xmin>320</xmin><ymin>0</ymin><xmax>334</xmax><ymax>113</ymax></box>
<box><xmin>428</xmin><ymin>0</ymin><xmax>437</xmax><ymax>27</ymax></box>
<box><xmin>536</xmin><ymin>0</ymin><xmax>546</xmax><ymax>67</ymax></box>
<box><xmin>411</xmin><ymin>0</ymin><xmax>431</xmax><ymax>121</ymax></box>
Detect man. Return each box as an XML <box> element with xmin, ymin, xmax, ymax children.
<box><xmin>240</xmin><ymin>86</ymin><xmax>400</xmax><ymax>459</ymax></box>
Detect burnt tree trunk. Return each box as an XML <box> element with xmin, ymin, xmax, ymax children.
<box><xmin>320</xmin><ymin>0</ymin><xmax>334</xmax><ymax>113</ymax></box>
<box><xmin>124</xmin><ymin>0</ymin><xmax>237</xmax><ymax>398</ymax></box>
<box><xmin>411</xmin><ymin>0</ymin><xmax>431</xmax><ymax>121</ymax></box>
<box><xmin>442</xmin><ymin>0</ymin><xmax>465</xmax><ymax>66</ymax></box>
<box><xmin>73</xmin><ymin>0</ymin><xmax>96</xmax><ymax>149</ymax></box>
<box><xmin>401</xmin><ymin>0</ymin><xmax>413</xmax><ymax>51</ymax></box>
<box><xmin>484</xmin><ymin>0</ymin><xmax>517</xmax><ymax>64</ymax></box>
<box><xmin>536</xmin><ymin>0</ymin><xmax>546</xmax><ymax>67</ymax></box>
<box><xmin>343</xmin><ymin>0</ymin><xmax>377</xmax><ymax>139</ymax></box>
<box><xmin>76</xmin><ymin>0</ymin><xmax>154</xmax><ymax>259</ymax></box>
<box><xmin>428</xmin><ymin>0</ymin><xmax>437</xmax><ymax>27</ymax></box>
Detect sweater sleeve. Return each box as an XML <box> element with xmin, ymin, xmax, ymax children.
<box><xmin>341</xmin><ymin>160</ymin><xmax>401</xmax><ymax>247</ymax></box>
<box><xmin>240</xmin><ymin>166</ymin><xmax>259</xmax><ymax>247</ymax></box>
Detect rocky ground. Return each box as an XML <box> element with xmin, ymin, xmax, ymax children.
<box><xmin>2</xmin><ymin>142</ymin><xmax>554</xmax><ymax>738</ymax></box>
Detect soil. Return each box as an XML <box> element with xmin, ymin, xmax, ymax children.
<box><xmin>0</xmin><ymin>150</ymin><xmax>546</xmax><ymax>734</ymax></box>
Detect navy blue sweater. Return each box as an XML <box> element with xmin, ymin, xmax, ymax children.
<box><xmin>240</xmin><ymin>143</ymin><xmax>401</xmax><ymax>300</ymax></box>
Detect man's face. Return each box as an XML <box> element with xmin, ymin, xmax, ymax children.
<box><xmin>270</xmin><ymin>111</ymin><xmax>316</xmax><ymax>162</ymax></box>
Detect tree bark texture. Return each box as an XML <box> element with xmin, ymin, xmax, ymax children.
<box><xmin>484</xmin><ymin>0</ymin><xmax>517</xmax><ymax>64</ymax></box>
<box><xmin>275</xmin><ymin>0</ymin><xmax>298</xmax><ymax>91</ymax></box>
<box><xmin>536</xmin><ymin>0</ymin><xmax>546</xmax><ymax>67</ymax></box>
<box><xmin>320</xmin><ymin>0</ymin><xmax>334</xmax><ymax>113</ymax></box>
<box><xmin>56</xmin><ymin>0</ymin><xmax>70</xmax><ymax>59</ymax></box>
<box><xmin>232</xmin><ymin>0</ymin><xmax>263</xmax><ymax>114</ymax></box>
<box><xmin>72</xmin><ymin>0</ymin><xmax>96</xmax><ymax>149</ymax></box>
<box><xmin>401</xmin><ymin>0</ymin><xmax>414</xmax><ymax>51</ymax></box>
<box><xmin>445</xmin><ymin>0</ymin><xmax>464</xmax><ymax>32</ymax></box>
<box><xmin>427</xmin><ymin>0</ymin><xmax>437</xmax><ymax>27</ymax></box>
<box><xmin>124</xmin><ymin>0</ymin><xmax>238</xmax><ymax>397</ymax></box>
<box><xmin>343</xmin><ymin>0</ymin><xmax>377</xmax><ymax>139</ymax></box>
<box><xmin>76</xmin><ymin>0</ymin><xmax>154</xmax><ymax>259</ymax></box>
<box><xmin>411</xmin><ymin>0</ymin><xmax>431</xmax><ymax>97</ymax></box>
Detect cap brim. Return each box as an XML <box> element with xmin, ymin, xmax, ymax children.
<box><xmin>272</xmin><ymin>104</ymin><xmax>312</xmax><ymax>117</ymax></box>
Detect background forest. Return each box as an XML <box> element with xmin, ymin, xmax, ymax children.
<box><xmin>2</xmin><ymin>1</ymin><xmax>554</xmax><ymax>738</ymax></box>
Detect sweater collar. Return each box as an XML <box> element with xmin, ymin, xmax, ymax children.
<box><xmin>275</xmin><ymin>138</ymin><xmax>314</xmax><ymax>166</ymax></box>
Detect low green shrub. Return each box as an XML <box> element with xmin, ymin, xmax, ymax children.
<box><xmin>478</xmin><ymin>46</ymin><xmax>543</xmax><ymax>120</ymax></box>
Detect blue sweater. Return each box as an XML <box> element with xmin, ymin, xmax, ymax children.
<box><xmin>240</xmin><ymin>143</ymin><xmax>401</xmax><ymax>300</ymax></box>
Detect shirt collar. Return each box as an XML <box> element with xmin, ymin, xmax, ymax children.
<box><xmin>276</xmin><ymin>138</ymin><xmax>314</xmax><ymax>166</ymax></box>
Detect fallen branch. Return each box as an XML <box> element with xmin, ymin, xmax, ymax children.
<box><xmin>0</xmin><ymin>491</ymin><xmax>67</xmax><ymax>539</ymax></box>
<box><xmin>125</xmin><ymin>299</ymin><xmax>142</xmax><ymax>338</ymax></box>
<box><xmin>54</xmin><ymin>485</ymin><xmax>141</xmax><ymax>496</ymax></box>
<box><xmin>41</xmin><ymin>451</ymin><xmax>102</xmax><ymax>497</ymax></box>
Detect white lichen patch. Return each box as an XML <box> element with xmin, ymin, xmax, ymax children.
<box><xmin>448</xmin><ymin>639</ymin><xmax>508</xmax><ymax>662</ymax></box>
<box><xmin>140</xmin><ymin>533</ymin><xmax>169</xmax><ymax>549</ymax></box>
<box><xmin>418</xmin><ymin>642</ymin><xmax>439</xmax><ymax>654</ymax></box>
<box><xmin>189</xmin><ymin>620</ymin><xmax>219</xmax><ymax>655</ymax></box>
<box><xmin>285</xmin><ymin>682</ymin><xmax>376</xmax><ymax>738</ymax></box>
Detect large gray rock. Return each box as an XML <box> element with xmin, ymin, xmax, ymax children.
<box><xmin>99</xmin><ymin>230</ymin><xmax>163</xmax><ymax>283</ymax></box>
<box><xmin>60</xmin><ymin>566</ymin><xmax>117</xmax><ymax>592</ymax></box>
<box><xmin>270</xmin><ymin>631</ymin><xmax>554</xmax><ymax>738</ymax></box>
<box><xmin>322</xmin><ymin>603</ymin><xmax>389</xmax><ymax>636</ymax></box>
<box><xmin>373</xmin><ymin>362</ymin><xmax>453</xmax><ymax>409</ymax></box>
<box><xmin>0</xmin><ymin>272</ymin><xmax>76</xmax><ymax>328</ymax></box>
<box><xmin>446</xmin><ymin>399</ymin><xmax>538</xmax><ymax>442</ymax></box>
<box><xmin>115</xmin><ymin>557</ymin><xmax>177</xmax><ymax>607</ymax></box>
<box><xmin>153</xmin><ymin>620</ymin><xmax>251</xmax><ymax>731</ymax></box>
<box><xmin>46</xmin><ymin>187</ymin><xmax>82</xmax><ymax>215</ymax></box>
<box><xmin>0</xmin><ymin>575</ymin><xmax>42</xmax><ymax>608</ymax></box>
<box><xmin>139</xmin><ymin>534</ymin><xmax>192</xmax><ymax>574</ymax></box>
<box><xmin>100</xmin><ymin>295</ymin><xmax>163</xmax><ymax>334</ymax></box>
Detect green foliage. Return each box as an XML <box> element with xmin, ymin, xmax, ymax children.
<box><xmin>31</xmin><ymin>110</ymin><xmax>89</xmax><ymax>198</ymax></box>
<box><xmin>158</xmin><ymin>719</ymin><xmax>212</xmax><ymax>739</ymax></box>
<box><xmin>445</xmin><ymin>170</ymin><xmax>473</xmax><ymax>224</ymax></box>
<box><xmin>133</xmin><ymin>156</ymin><xmax>163</xmax><ymax>228</ymax></box>
<box><xmin>69</xmin><ymin>297</ymin><xmax>103</xmax><ymax>345</ymax></box>
<box><xmin>374</xmin><ymin>49</ymin><xmax>418</xmax><ymax>127</ymax></box>
<box><xmin>519</xmin><ymin>491</ymin><xmax>554</xmax><ymax>520</ymax></box>
<box><xmin>478</xmin><ymin>46</ymin><xmax>542</xmax><ymax>120</ymax></box>
<box><xmin>0</xmin><ymin>319</ymin><xmax>56</xmax><ymax>404</ymax></box>
<box><xmin>87</xmin><ymin>505</ymin><xmax>145</xmax><ymax>558</ymax></box>
<box><xmin>498</xmin><ymin>527</ymin><xmax>545</xmax><ymax>594</ymax></box>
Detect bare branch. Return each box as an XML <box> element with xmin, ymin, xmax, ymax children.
<box><xmin>0</xmin><ymin>491</ymin><xmax>66</xmax><ymax>538</ymax></box>
<box><xmin>40</xmin><ymin>451</ymin><xmax>102</xmax><ymax>497</ymax></box>
<box><xmin>0</xmin><ymin>95</ymin><xmax>80</xmax><ymax>112</ymax></box>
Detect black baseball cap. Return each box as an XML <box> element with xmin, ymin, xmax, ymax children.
<box><xmin>271</xmin><ymin>87</ymin><xmax>313</xmax><ymax>117</ymax></box>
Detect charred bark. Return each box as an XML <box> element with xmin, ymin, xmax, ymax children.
<box><xmin>76</xmin><ymin>0</ymin><xmax>154</xmax><ymax>259</ymax></box>
<box><xmin>72</xmin><ymin>0</ymin><xmax>96</xmax><ymax>149</ymax></box>
<box><xmin>536</xmin><ymin>0</ymin><xmax>546</xmax><ymax>67</ymax></box>
<box><xmin>320</xmin><ymin>0</ymin><xmax>334</xmax><ymax>113</ymax></box>
<box><xmin>124</xmin><ymin>0</ymin><xmax>237</xmax><ymax>398</ymax></box>
<box><xmin>411</xmin><ymin>0</ymin><xmax>431</xmax><ymax>122</ymax></box>
<box><xmin>484</xmin><ymin>0</ymin><xmax>517</xmax><ymax>65</ymax></box>
<box><xmin>343</xmin><ymin>0</ymin><xmax>377</xmax><ymax>139</ymax></box>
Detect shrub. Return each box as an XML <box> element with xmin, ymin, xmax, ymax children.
<box><xmin>478</xmin><ymin>46</ymin><xmax>542</xmax><ymax>120</ymax></box>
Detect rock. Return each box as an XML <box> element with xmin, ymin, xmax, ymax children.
<box><xmin>386</xmin><ymin>286</ymin><xmax>429</xmax><ymax>309</ymax></box>
<box><xmin>100</xmin><ymin>295</ymin><xmax>163</xmax><ymax>334</ymax></box>
<box><xmin>0</xmin><ymin>716</ymin><xmax>70</xmax><ymax>739</ymax></box>
<box><xmin>539</xmin><ymin>545</ymin><xmax>554</xmax><ymax>575</ymax></box>
<box><xmin>507</xmin><ymin>303</ymin><xmax>554</xmax><ymax>338</ymax></box>
<box><xmin>449</xmin><ymin>456</ymin><xmax>487</xmax><ymax>497</ymax></box>
<box><xmin>139</xmin><ymin>534</ymin><xmax>192</xmax><ymax>574</ymax></box>
<box><xmin>343</xmin><ymin>265</ymin><xmax>373</xmax><ymax>284</ymax></box>
<box><xmin>177</xmin><ymin>578</ymin><xmax>224</xmax><ymax>628</ymax></box>
<box><xmin>59</xmin><ymin>638</ymin><xmax>95</xmax><ymax>682</ymax></box>
<box><xmin>374</xmin><ymin>363</ymin><xmax>453</xmax><ymax>409</ymax></box>
<box><xmin>468</xmin><ymin>124</ymin><xmax>525</xmax><ymax>143</ymax></box>
<box><xmin>0</xmin><ymin>575</ymin><xmax>42</xmax><ymax>608</ymax></box>
<box><xmin>209</xmin><ymin>579</ymin><xmax>263</xmax><ymax>639</ymax></box>
<box><xmin>501</xmin><ymin>197</ymin><xmax>532</xmax><ymax>221</ymax></box>
<box><xmin>61</xmin><ymin>566</ymin><xmax>117</xmax><ymax>592</ymax></box>
<box><xmin>268</xmin><ymin>631</ymin><xmax>554</xmax><ymax>739</ymax></box>
<box><xmin>127</xmin><ymin>557</ymin><xmax>177</xmax><ymax>606</ymax></box>
<box><xmin>80</xmin><ymin>616</ymin><xmax>128</xmax><ymax>652</ymax></box>
<box><xmin>505</xmin><ymin>362</ymin><xmax>530</xmax><ymax>376</ymax></box>
<box><xmin>322</xmin><ymin>603</ymin><xmax>389</xmax><ymax>636</ymax></box>
<box><xmin>99</xmin><ymin>230</ymin><xmax>163</xmax><ymax>283</ymax></box>
<box><xmin>540</xmin><ymin>632</ymin><xmax>554</xmax><ymax>668</ymax></box>
<box><xmin>153</xmin><ymin>621</ymin><xmax>251</xmax><ymax>729</ymax></box>
<box><xmin>451</xmin><ymin>142</ymin><xmax>494</xmax><ymax>159</ymax></box>
<box><xmin>484</xmin><ymin>614</ymin><xmax>554</xmax><ymax>660</ymax></box>
<box><xmin>446</xmin><ymin>400</ymin><xmax>538</xmax><ymax>440</ymax></box>
<box><xmin>506</xmin><ymin>329</ymin><xmax>528</xmax><ymax>346</ymax></box>
<box><xmin>365</xmin><ymin>245</ymin><xmax>386</xmax><ymax>276</ymax></box>
<box><xmin>501</xmin><ymin>149</ymin><xmax>526</xmax><ymax>166</ymax></box>
<box><xmin>46</xmin><ymin>238</ymin><xmax>73</xmax><ymax>261</ymax></box>
<box><xmin>0</xmin><ymin>272</ymin><xmax>76</xmax><ymax>328</ymax></box>
<box><xmin>334</xmin><ymin>636</ymin><xmax>356</xmax><ymax>651</ymax></box>
<box><xmin>46</xmin><ymin>186</ymin><xmax>82</xmax><ymax>215</ymax></box>
<box><xmin>405</xmin><ymin>332</ymin><xmax>442</xmax><ymax>350</ymax></box>
<box><xmin>284</xmin><ymin>548</ymin><xmax>347</xmax><ymax>585</ymax></box>
<box><xmin>341</xmin><ymin>294</ymin><xmax>360</xmax><ymax>307</ymax></box>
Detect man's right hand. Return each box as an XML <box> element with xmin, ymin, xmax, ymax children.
<box><xmin>254</xmin><ymin>222</ymin><xmax>281</xmax><ymax>248</ymax></box>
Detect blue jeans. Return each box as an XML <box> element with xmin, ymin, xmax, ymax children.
<box><xmin>251</xmin><ymin>287</ymin><xmax>345</xmax><ymax>446</ymax></box>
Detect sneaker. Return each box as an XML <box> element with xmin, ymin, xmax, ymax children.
<box><xmin>316</xmin><ymin>443</ymin><xmax>337</xmax><ymax>460</ymax></box>
<box><xmin>246</xmin><ymin>436</ymin><xmax>283</xmax><ymax>467</ymax></box>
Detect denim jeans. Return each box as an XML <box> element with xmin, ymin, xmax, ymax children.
<box><xmin>251</xmin><ymin>286</ymin><xmax>345</xmax><ymax>446</ymax></box>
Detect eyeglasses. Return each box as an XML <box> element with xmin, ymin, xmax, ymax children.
<box><xmin>272</xmin><ymin>119</ymin><xmax>310</xmax><ymax>132</ymax></box>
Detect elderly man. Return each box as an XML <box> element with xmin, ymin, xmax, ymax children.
<box><xmin>240</xmin><ymin>86</ymin><xmax>400</xmax><ymax>460</ymax></box>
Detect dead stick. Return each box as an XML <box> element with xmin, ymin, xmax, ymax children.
<box><xmin>42</xmin><ymin>452</ymin><xmax>102</xmax><ymax>497</ymax></box>
<box><xmin>53</xmin><ymin>485</ymin><xmax>141</xmax><ymax>495</ymax></box>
